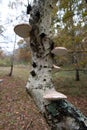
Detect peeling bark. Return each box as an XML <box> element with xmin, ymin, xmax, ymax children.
<box><xmin>26</xmin><ymin>0</ymin><xmax>87</xmax><ymax>129</ymax></box>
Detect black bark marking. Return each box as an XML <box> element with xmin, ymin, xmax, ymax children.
<box><xmin>49</xmin><ymin>4</ymin><xmax>53</xmax><ymax>9</ymax></box>
<box><xmin>40</xmin><ymin>65</ymin><xmax>42</xmax><ymax>68</ymax></box>
<box><xmin>40</xmin><ymin>33</ymin><xmax>46</xmax><ymax>38</ymax></box>
<box><xmin>27</xmin><ymin>4</ymin><xmax>32</xmax><ymax>14</ymax></box>
<box><xmin>30</xmin><ymin>42</ymin><xmax>37</xmax><ymax>52</ymax></box>
<box><xmin>43</xmin><ymin>79</ymin><xmax>46</xmax><ymax>81</ymax></box>
<box><xmin>30</xmin><ymin>70</ymin><xmax>36</xmax><ymax>77</ymax></box>
<box><xmin>44</xmin><ymin>66</ymin><xmax>47</xmax><ymax>68</ymax></box>
<box><xmin>50</xmin><ymin>41</ymin><xmax>54</xmax><ymax>50</ymax></box>
<box><xmin>85</xmin><ymin>0</ymin><xmax>87</xmax><ymax>3</ymax></box>
<box><xmin>50</xmin><ymin>40</ymin><xmax>55</xmax><ymax>59</ymax></box>
<box><xmin>39</xmin><ymin>65</ymin><xmax>42</xmax><ymax>70</ymax></box>
<box><xmin>32</xmin><ymin>62</ymin><xmax>37</xmax><ymax>68</ymax></box>
<box><xmin>35</xmin><ymin>11</ymin><xmax>40</xmax><ymax>19</ymax></box>
<box><xmin>39</xmin><ymin>34</ymin><xmax>47</xmax><ymax>51</ymax></box>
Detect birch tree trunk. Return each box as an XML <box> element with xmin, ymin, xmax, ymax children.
<box><xmin>26</xmin><ymin>0</ymin><xmax>87</xmax><ymax>129</ymax></box>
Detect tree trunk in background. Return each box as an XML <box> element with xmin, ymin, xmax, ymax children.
<box><xmin>69</xmin><ymin>1</ymin><xmax>80</xmax><ymax>81</ymax></box>
<box><xmin>9</xmin><ymin>51</ymin><xmax>14</xmax><ymax>77</ymax></box>
<box><xmin>26</xmin><ymin>0</ymin><xmax>87</xmax><ymax>129</ymax></box>
<box><xmin>9</xmin><ymin>36</ymin><xmax>16</xmax><ymax>77</ymax></box>
<box><xmin>76</xmin><ymin>69</ymin><xmax>80</xmax><ymax>81</ymax></box>
<box><xmin>9</xmin><ymin>64</ymin><xmax>13</xmax><ymax>77</ymax></box>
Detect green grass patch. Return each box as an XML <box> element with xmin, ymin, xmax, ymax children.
<box><xmin>0</xmin><ymin>58</ymin><xmax>11</xmax><ymax>67</ymax></box>
<box><xmin>53</xmin><ymin>70</ymin><xmax>87</xmax><ymax>96</ymax></box>
<box><xmin>0</xmin><ymin>65</ymin><xmax>30</xmax><ymax>80</ymax></box>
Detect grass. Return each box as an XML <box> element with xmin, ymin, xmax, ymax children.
<box><xmin>53</xmin><ymin>70</ymin><xmax>87</xmax><ymax>96</ymax></box>
<box><xmin>0</xmin><ymin>65</ymin><xmax>30</xmax><ymax>80</ymax></box>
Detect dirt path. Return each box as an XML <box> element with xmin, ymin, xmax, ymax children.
<box><xmin>0</xmin><ymin>76</ymin><xmax>48</xmax><ymax>130</ymax></box>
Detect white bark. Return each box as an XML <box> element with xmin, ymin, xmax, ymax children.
<box><xmin>26</xmin><ymin>0</ymin><xmax>55</xmax><ymax>112</ymax></box>
<box><xmin>26</xmin><ymin>36</ymin><xmax>54</xmax><ymax>112</ymax></box>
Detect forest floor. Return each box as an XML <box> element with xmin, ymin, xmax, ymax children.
<box><xmin>0</xmin><ymin>66</ymin><xmax>87</xmax><ymax>130</ymax></box>
<box><xmin>0</xmin><ymin>66</ymin><xmax>49</xmax><ymax>130</ymax></box>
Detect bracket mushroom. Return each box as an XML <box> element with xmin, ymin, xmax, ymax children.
<box><xmin>43</xmin><ymin>89</ymin><xmax>67</xmax><ymax>101</ymax></box>
<box><xmin>53</xmin><ymin>64</ymin><xmax>61</xmax><ymax>70</ymax></box>
<box><xmin>51</xmin><ymin>47</ymin><xmax>68</xmax><ymax>56</ymax></box>
<box><xmin>14</xmin><ymin>23</ymin><xmax>32</xmax><ymax>38</ymax></box>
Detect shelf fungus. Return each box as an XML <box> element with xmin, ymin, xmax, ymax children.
<box><xmin>52</xmin><ymin>64</ymin><xmax>61</xmax><ymax>71</ymax></box>
<box><xmin>43</xmin><ymin>89</ymin><xmax>67</xmax><ymax>101</ymax></box>
<box><xmin>14</xmin><ymin>23</ymin><xmax>32</xmax><ymax>38</ymax></box>
<box><xmin>51</xmin><ymin>47</ymin><xmax>68</xmax><ymax>56</ymax></box>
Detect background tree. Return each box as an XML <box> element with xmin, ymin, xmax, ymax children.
<box><xmin>53</xmin><ymin>0</ymin><xmax>87</xmax><ymax>80</ymax></box>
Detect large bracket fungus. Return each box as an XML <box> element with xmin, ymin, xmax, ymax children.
<box><xmin>51</xmin><ymin>47</ymin><xmax>68</xmax><ymax>56</ymax></box>
<box><xmin>14</xmin><ymin>23</ymin><xmax>32</xmax><ymax>38</ymax></box>
<box><xmin>43</xmin><ymin>88</ymin><xmax>67</xmax><ymax>101</ymax></box>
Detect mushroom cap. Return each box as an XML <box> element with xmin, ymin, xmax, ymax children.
<box><xmin>43</xmin><ymin>89</ymin><xmax>67</xmax><ymax>100</ymax></box>
<box><xmin>53</xmin><ymin>64</ymin><xmax>61</xmax><ymax>70</ymax></box>
<box><xmin>14</xmin><ymin>23</ymin><xmax>32</xmax><ymax>38</ymax></box>
<box><xmin>51</xmin><ymin>47</ymin><xmax>68</xmax><ymax>56</ymax></box>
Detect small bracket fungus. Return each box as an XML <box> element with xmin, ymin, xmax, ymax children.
<box><xmin>52</xmin><ymin>64</ymin><xmax>61</xmax><ymax>71</ymax></box>
<box><xmin>51</xmin><ymin>47</ymin><xmax>68</xmax><ymax>56</ymax></box>
<box><xmin>14</xmin><ymin>23</ymin><xmax>32</xmax><ymax>38</ymax></box>
<box><xmin>43</xmin><ymin>89</ymin><xmax>67</xmax><ymax>101</ymax></box>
